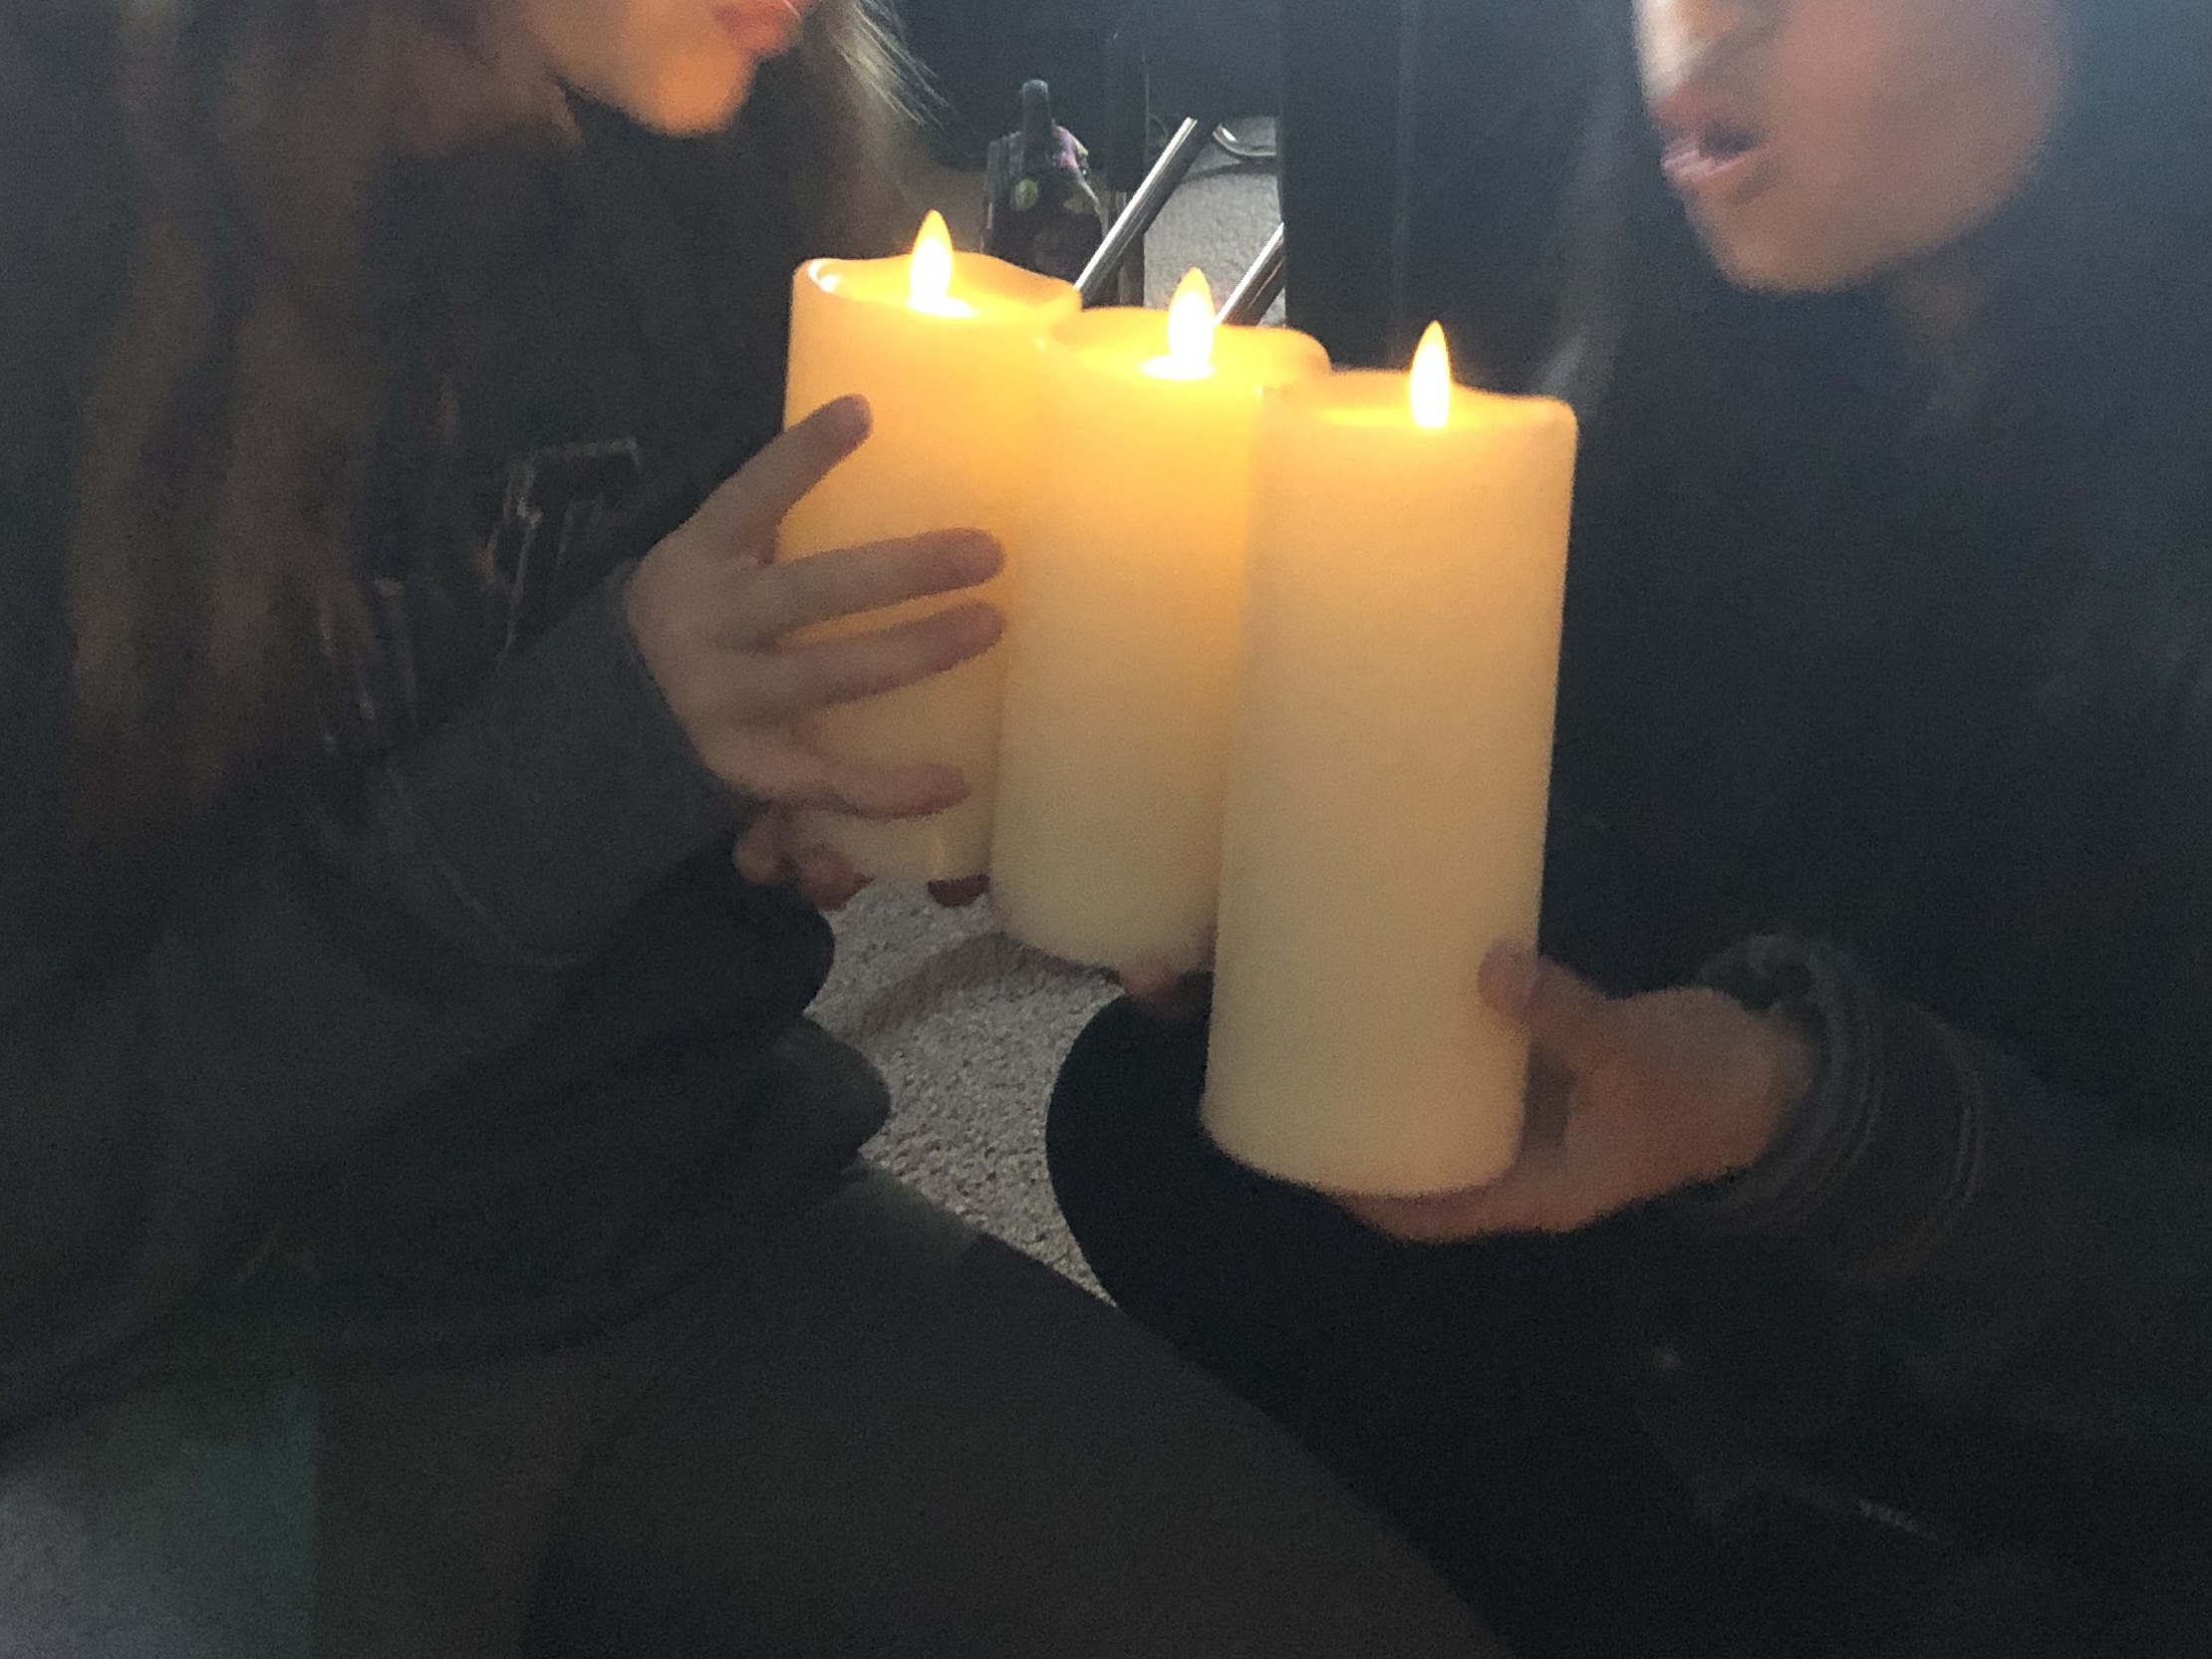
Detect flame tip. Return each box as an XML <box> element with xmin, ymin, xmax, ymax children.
<box><xmin>1410</xmin><ymin>322</ymin><xmax>1453</xmax><ymax>428</ymax></box>
<box><xmin>1156</xmin><ymin>268</ymin><xmax>1219</xmax><ymax>379</ymax></box>
<box><xmin>909</xmin><ymin>210</ymin><xmax>967</xmax><ymax>316</ymax></box>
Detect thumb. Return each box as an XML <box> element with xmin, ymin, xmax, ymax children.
<box><xmin>1480</xmin><ymin>945</ymin><xmax>1616</xmax><ymax>1067</ymax></box>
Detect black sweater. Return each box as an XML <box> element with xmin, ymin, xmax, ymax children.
<box><xmin>1540</xmin><ymin>275</ymin><xmax>2212</xmax><ymax>1551</ymax></box>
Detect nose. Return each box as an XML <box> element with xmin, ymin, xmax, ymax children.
<box><xmin>1635</xmin><ymin>0</ymin><xmax>1761</xmax><ymax>102</ymax></box>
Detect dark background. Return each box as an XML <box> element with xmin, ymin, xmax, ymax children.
<box><xmin>900</xmin><ymin>0</ymin><xmax>1628</xmax><ymax>377</ymax></box>
<box><xmin>899</xmin><ymin>0</ymin><xmax>1126</xmax><ymax>165</ymax></box>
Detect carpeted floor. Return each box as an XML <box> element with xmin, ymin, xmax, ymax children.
<box><xmin>820</xmin><ymin>885</ymin><xmax>1118</xmax><ymax>1283</ymax></box>
<box><xmin>0</xmin><ymin>153</ymin><xmax>1282</xmax><ymax>1659</ymax></box>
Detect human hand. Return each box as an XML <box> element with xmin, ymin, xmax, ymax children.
<box><xmin>1116</xmin><ymin>935</ymin><xmax>1215</xmax><ymax>1026</ymax></box>
<box><xmin>626</xmin><ymin>396</ymin><xmax>1003</xmax><ymax>831</ymax></box>
<box><xmin>1339</xmin><ymin>945</ymin><xmax>1814</xmax><ymax>1243</ymax></box>
<box><xmin>731</xmin><ymin>811</ymin><xmax>870</xmax><ymax>911</ymax></box>
<box><xmin>726</xmin><ymin>818</ymin><xmax>993</xmax><ymax>914</ymax></box>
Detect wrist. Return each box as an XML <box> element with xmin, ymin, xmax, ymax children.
<box><xmin>1680</xmin><ymin>937</ymin><xmax>1869</xmax><ymax>1230</ymax></box>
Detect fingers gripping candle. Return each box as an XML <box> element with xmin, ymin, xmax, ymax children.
<box><xmin>1204</xmin><ymin>326</ymin><xmax>1579</xmax><ymax>1196</ymax></box>
<box><xmin>991</xmin><ymin>273</ymin><xmax>1330</xmax><ymax>968</ymax></box>
<box><xmin>780</xmin><ymin>212</ymin><xmax>1081</xmax><ymax>881</ymax></box>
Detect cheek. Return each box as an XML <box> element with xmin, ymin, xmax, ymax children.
<box><xmin>1766</xmin><ymin>2</ymin><xmax>1932</xmax><ymax>185</ymax></box>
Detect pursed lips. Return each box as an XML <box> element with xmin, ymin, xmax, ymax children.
<box><xmin>711</xmin><ymin>0</ymin><xmax>803</xmax><ymax>55</ymax></box>
<box><xmin>1649</xmin><ymin>79</ymin><xmax>1769</xmax><ymax>199</ymax></box>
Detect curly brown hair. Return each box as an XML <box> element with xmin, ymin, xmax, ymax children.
<box><xmin>16</xmin><ymin>0</ymin><xmax>912</xmax><ymax>899</ymax></box>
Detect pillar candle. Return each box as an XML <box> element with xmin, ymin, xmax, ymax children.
<box><xmin>781</xmin><ymin>213</ymin><xmax>1081</xmax><ymax>881</ymax></box>
<box><xmin>991</xmin><ymin>273</ymin><xmax>1330</xmax><ymax>968</ymax></box>
<box><xmin>1203</xmin><ymin>327</ymin><xmax>1580</xmax><ymax>1196</ymax></box>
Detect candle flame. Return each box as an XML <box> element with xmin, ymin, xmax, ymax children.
<box><xmin>1410</xmin><ymin>323</ymin><xmax>1453</xmax><ymax>429</ymax></box>
<box><xmin>909</xmin><ymin>211</ymin><xmax>972</xmax><ymax>318</ymax></box>
<box><xmin>1144</xmin><ymin>269</ymin><xmax>1219</xmax><ymax>381</ymax></box>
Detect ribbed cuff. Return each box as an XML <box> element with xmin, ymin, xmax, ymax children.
<box><xmin>1684</xmin><ymin>937</ymin><xmax>1988</xmax><ymax>1287</ymax></box>
<box><xmin>392</xmin><ymin>565</ymin><xmax>762</xmax><ymax>963</ymax></box>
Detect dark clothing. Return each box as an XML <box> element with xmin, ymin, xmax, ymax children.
<box><xmin>314</xmin><ymin>1167</ymin><xmax>1500</xmax><ymax>1659</ymax></box>
<box><xmin>1051</xmin><ymin>1006</ymin><xmax>2210</xmax><ymax>1659</ymax></box>
<box><xmin>1049</xmin><ymin>211</ymin><xmax>2212</xmax><ymax>1657</ymax></box>
<box><xmin>0</xmin><ymin>78</ymin><xmax>825</xmax><ymax>1427</ymax></box>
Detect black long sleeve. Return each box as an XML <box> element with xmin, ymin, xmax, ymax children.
<box><xmin>1694</xmin><ymin>937</ymin><xmax>2212</xmax><ymax>1469</ymax></box>
<box><xmin>0</xmin><ymin>574</ymin><xmax>755</xmax><ymax>1426</ymax></box>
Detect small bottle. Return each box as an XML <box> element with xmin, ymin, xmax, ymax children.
<box><xmin>983</xmin><ymin>80</ymin><xmax>1108</xmax><ymax>284</ymax></box>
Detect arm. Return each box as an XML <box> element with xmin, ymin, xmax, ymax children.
<box><xmin>0</xmin><ymin>574</ymin><xmax>748</xmax><ymax>1412</ymax></box>
<box><xmin>1349</xmin><ymin>932</ymin><xmax>2212</xmax><ymax>1472</ymax></box>
<box><xmin>1</xmin><ymin>399</ymin><xmax>1009</xmax><ymax>1420</ymax></box>
<box><xmin>1694</xmin><ymin>937</ymin><xmax>2212</xmax><ymax>1469</ymax></box>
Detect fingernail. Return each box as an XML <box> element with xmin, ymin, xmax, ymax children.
<box><xmin>928</xmin><ymin>876</ymin><xmax>990</xmax><ymax>909</ymax></box>
<box><xmin>956</xmin><ymin>602</ymin><xmax>1004</xmax><ymax>649</ymax></box>
<box><xmin>947</xmin><ymin>532</ymin><xmax>1004</xmax><ymax>582</ymax></box>
<box><xmin>1482</xmin><ymin>943</ymin><xmax>1542</xmax><ymax>1017</ymax></box>
<box><xmin>826</xmin><ymin>396</ymin><xmax>872</xmax><ymax>440</ymax></box>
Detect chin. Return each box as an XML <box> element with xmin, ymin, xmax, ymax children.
<box><xmin>1698</xmin><ymin>224</ymin><xmax>1884</xmax><ymax>297</ymax></box>
<box><xmin>634</xmin><ymin>58</ymin><xmax>756</xmax><ymax>134</ymax></box>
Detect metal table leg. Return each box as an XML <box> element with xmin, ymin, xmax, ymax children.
<box><xmin>1076</xmin><ymin>116</ymin><xmax>1217</xmax><ymax>307</ymax></box>
<box><xmin>1219</xmin><ymin>222</ymin><xmax>1288</xmax><ymax>326</ymax></box>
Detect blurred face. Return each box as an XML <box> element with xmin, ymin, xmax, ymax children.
<box><xmin>514</xmin><ymin>0</ymin><xmax>818</xmax><ymax>134</ymax></box>
<box><xmin>1635</xmin><ymin>0</ymin><xmax>2072</xmax><ymax>292</ymax></box>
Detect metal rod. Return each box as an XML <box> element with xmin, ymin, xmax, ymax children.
<box><xmin>1388</xmin><ymin>0</ymin><xmax>1430</xmax><ymax>363</ymax></box>
<box><xmin>1076</xmin><ymin>117</ymin><xmax>1214</xmax><ymax>307</ymax></box>
<box><xmin>1219</xmin><ymin>223</ymin><xmax>1287</xmax><ymax>327</ymax></box>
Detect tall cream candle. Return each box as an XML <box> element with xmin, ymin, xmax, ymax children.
<box><xmin>781</xmin><ymin>213</ymin><xmax>1080</xmax><ymax>881</ymax></box>
<box><xmin>991</xmin><ymin>274</ymin><xmax>1329</xmax><ymax>968</ymax></box>
<box><xmin>1203</xmin><ymin>327</ymin><xmax>1579</xmax><ymax>1196</ymax></box>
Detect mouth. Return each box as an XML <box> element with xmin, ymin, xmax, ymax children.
<box><xmin>711</xmin><ymin>0</ymin><xmax>802</xmax><ymax>55</ymax></box>
<box><xmin>1651</xmin><ymin>90</ymin><xmax>1769</xmax><ymax>201</ymax></box>
<box><xmin>1662</xmin><ymin>124</ymin><xmax>1764</xmax><ymax>192</ymax></box>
